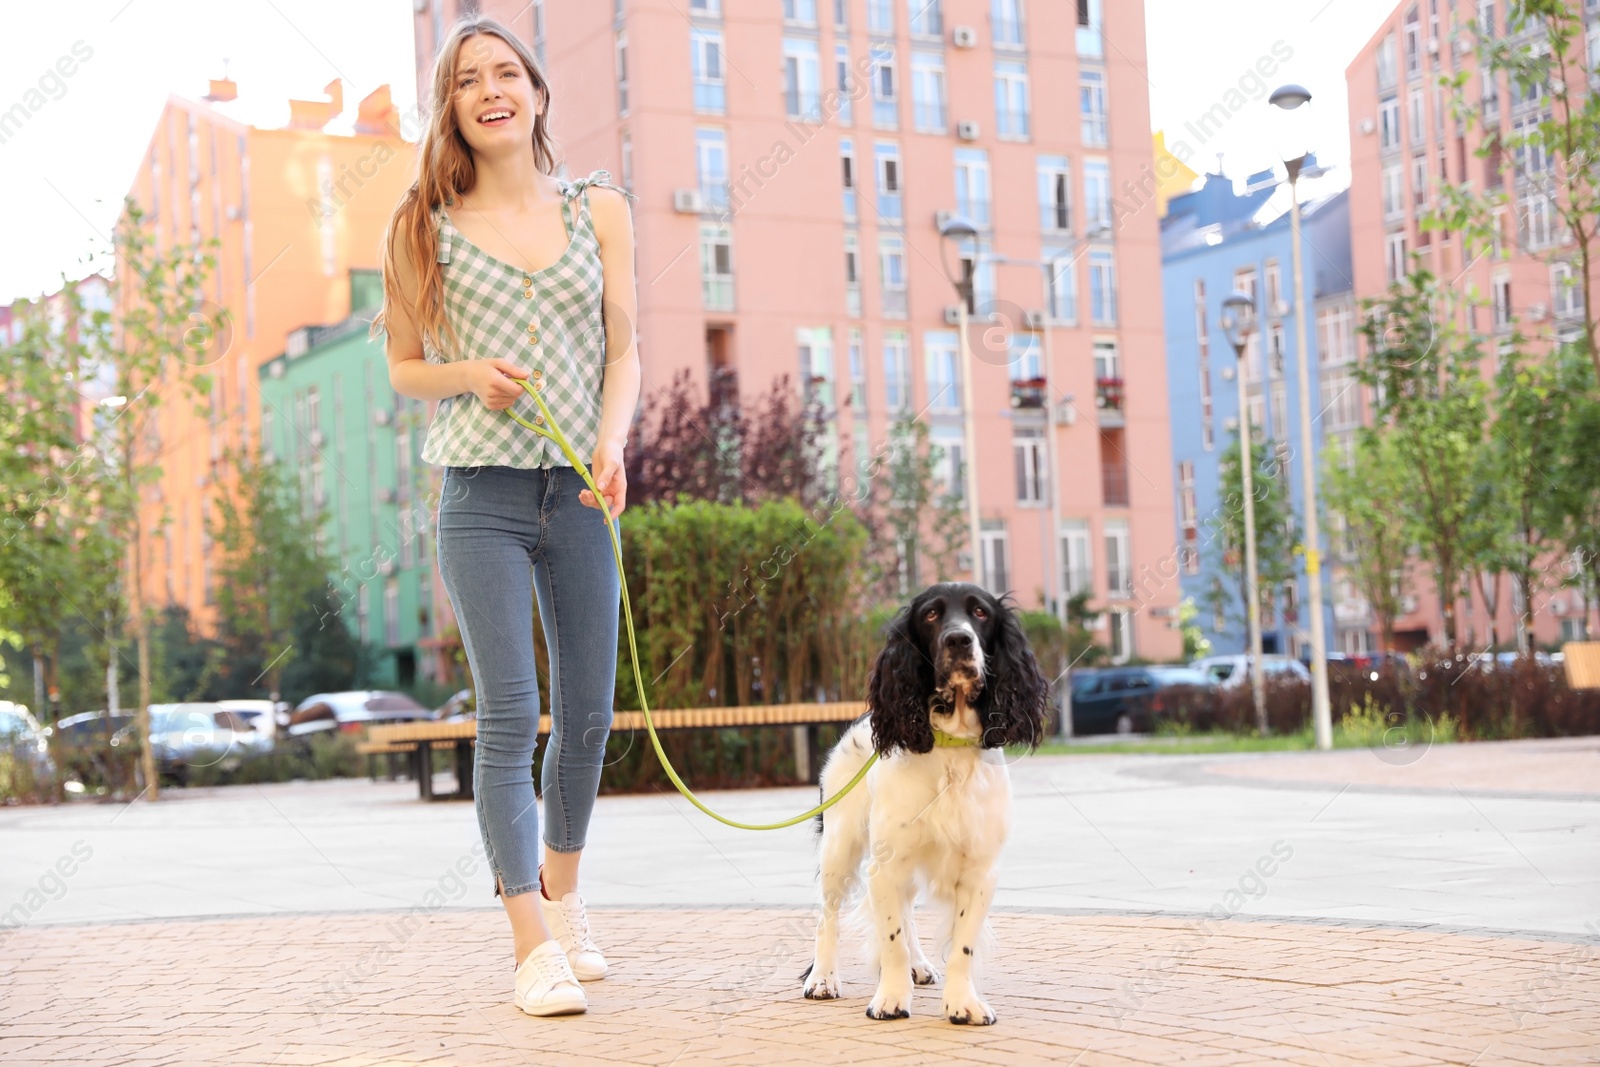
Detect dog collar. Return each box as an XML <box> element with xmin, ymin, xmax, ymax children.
<box><xmin>931</xmin><ymin>726</ymin><xmax>979</xmax><ymax>748</ymax></box>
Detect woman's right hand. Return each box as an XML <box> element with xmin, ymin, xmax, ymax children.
<box><xmin>464</xmin><ymin>358</ymin><xmax>530</xmax><ymax>410</ymax></box>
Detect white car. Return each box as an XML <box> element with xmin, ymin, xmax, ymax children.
<box><xmin>216</xmin><ymin>699</ymin><xmax>281</xmax><ymax>751</ymax></box>
<box><xmin>1191</xmin><ymin>654</ymin><xmax>1311</xmax><ymax>689</ymax></box>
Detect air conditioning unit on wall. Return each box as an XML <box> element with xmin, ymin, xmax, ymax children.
<box><xmin>952</xmin><ymin>25</ymin><xmax>978</xmax><ymax>48</ymax></box>
<box><xmin>956</xmin><ymin>119</ymin><xmax>981</xmax><ymax>141</ymax></box>
<box><xmin>943</xmin><ymin>305</ymin><xmax>964</xmax><ymax>326</ymax></box>
<box><xmin>673</xmin><ymin>189</ymin><xmax>704</xmax><ymax>214</ymax></box>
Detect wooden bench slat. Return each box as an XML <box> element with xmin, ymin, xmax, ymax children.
<box><xmin>367</xmin><ymin>702</ymin><xmax>867</xmax><ymax>744</ymax></box>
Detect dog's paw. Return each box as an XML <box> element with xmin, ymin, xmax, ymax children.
<box><xmin>865</xmin><ymin>988</ymin><xmax>911</xmax><ymax>1020</ymax></box>
<box><xmin>802</xmin><ymin>967</ymin><xmax>840</xmax><ymax>1000</ymax></box>
<box><xmin>910</xmin><ymin>960</ymin><xmax>940</xmax><ymax>986</ymax></box>
<box><xmin>942</xmin><ymin>992</ymin><xmax>996</xmax><ymax>1026</ymax></box>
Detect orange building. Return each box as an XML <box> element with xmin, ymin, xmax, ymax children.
<box><xmin>121</xmin><ymin>77</ymin><xmax>414</xmax><ymax>625</ymax></box>
<box><xmin>1344</xmin><ymin>0</ymin><xmax>1597</xmax><ymax>649</ymax></box>
<box><xmin>411</xmin><ymin>0</ymin><xmax>1183</xmax><ymax>661</ymax></box>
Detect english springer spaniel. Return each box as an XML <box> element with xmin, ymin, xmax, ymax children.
<box><xmin>800</xmin><ymin>582</ymin><xmax>1050</xmax><ymax>1025</ymax></box>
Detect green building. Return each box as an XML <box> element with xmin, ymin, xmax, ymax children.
<box><xmin>258</xmin><ymin>269</ymin><xmax>439</xmax><ymax>688</ymax></box>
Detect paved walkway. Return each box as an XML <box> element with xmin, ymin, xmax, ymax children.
<box><xmin>3</xmin><ymin>739</ymin><xmax>1598</xmax><ymax>1064</ymax></box>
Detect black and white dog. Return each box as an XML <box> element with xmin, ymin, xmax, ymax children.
<box><xmin>801</xmin><ymin>582</ymin><xmax>1050</xmax><ymax>1024</ymax></box>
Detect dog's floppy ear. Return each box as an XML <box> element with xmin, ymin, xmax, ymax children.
<box><xmin>868</xmin><ymin>604</ymin><xmax>935</xmax><ymax>756</ymax></box>
<box><xmin>976</xmin><ymin>595</ymin><xmax>1050</xmax><ymax>750</ymax></box>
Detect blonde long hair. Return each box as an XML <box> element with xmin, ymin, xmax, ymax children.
<box><xmin>372</xmin><ymin>16</ymin><xmax>559</xmax><ymax>357</ymax></box>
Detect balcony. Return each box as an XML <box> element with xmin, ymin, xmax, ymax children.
<box><xmin>1010</xmin><ymin>376</ymin><xmax>1046</xmax><ymax>410</ymax></box>
<box><xmin>1095</xmin><ymin>376</ymin><xmax>1125</xmax><ymax>427</ymax></box>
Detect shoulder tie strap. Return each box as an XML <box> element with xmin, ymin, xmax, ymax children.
<box><xmin>434</xmin><ymin>203</ymin><xmax>452</xmax><ymax>265</ymax></box>
<box><xmin>563</xmin><ymin>168</ymin><xmax>639</xmax><ymax>204</ymax></box>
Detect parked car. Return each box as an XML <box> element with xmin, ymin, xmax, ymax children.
<box><xmin>0</xmin><ymin>701</ymin><xmax>55</xmax><ymax>781</ymax></box>
<box><xmin>433</xmin><ymin>688</ymin><xmax>475</xmax><ymax>722</ymax></box>
<box><xmin>1069</xmin><ymin>666</ymin><xmax>1218</xmax><ymax>735</ymax></box>
<box><xmin>48</xmin><ymin>710</ymin><xmax>136</xmax><ymax>746</ymax></box>
<box><xmin>286</xmin><ymin>691</ymin><xmax>433</xmax><ymax>738</ymax></box>
<box><xmin>1192</xmin><ymin>654</ymin><xmax>1311</xmax><ymax>689</ymax></box>
<box><xmin>216</xmin><ymin>699</ymin><xmax>281</xmax><ymax>750</ymax></box>
<box><xmin>146</xmin><ymin>703</ymin><xmax>264</xmax><ymax>781</ymax></box>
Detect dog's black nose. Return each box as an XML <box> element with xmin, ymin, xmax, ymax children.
<box><xmin>943</xmin><ymin>630</ymin><xmax>972</xmax><ymax>650</ymax></box>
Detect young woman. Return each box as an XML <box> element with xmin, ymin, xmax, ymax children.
<box><xmin>374</xmin><ymin>16</ymin><xmax>640</xmax><ymax>1017</ymax></box>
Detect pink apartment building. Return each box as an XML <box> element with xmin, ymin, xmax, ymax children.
<box><xmin>1345</xmin><ymin>0</ymin><xmax>1597</xmax><ymax>650</ymax></box>
<box><xmin>414</xmin><ymin>0</ymin><xmax>1181</xmax><ymax>662</ymax></box>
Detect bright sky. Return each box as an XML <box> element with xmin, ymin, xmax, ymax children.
<box><xmin>0</xmin><ymin>0</ymin><xmax>1403</xmax><ymax>305</ymax></box>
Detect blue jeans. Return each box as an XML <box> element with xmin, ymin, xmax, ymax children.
<box><xmin>436</xmin><ymin>464</ymin><xmax>620</xmax><ymax>899</ymax></box>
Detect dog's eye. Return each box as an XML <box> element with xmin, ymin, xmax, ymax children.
<box><xmin>973</xmin><ymin>606</ymin><xmax>988</xmax><ymax>620</ymax></box>
<box><xmin>923</xmin><ymin>607</ymin><xmax>939</xmax><ymax>622</ymax></box>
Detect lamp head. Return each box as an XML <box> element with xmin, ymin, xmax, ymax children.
<box><xmin>1220</xmin><ymin>291</ymin><xmax>1257</xmax><ymax>351</ymax></box>
<box><xmin>938</xmin><ymin>214</ymin><xmax>980</xmax><ymax>241</ymax></box>
<box><xmin>1268</xmin><ymin>84</ymin><xmax>1312</xmax><ymax>110</ymax></box>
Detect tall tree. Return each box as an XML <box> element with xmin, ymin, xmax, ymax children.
<box><xmin>862</xmin><ymin>415</ymin><xmax>969</xmax><ymax>600</ymax></box>
<box><xmin>1205</xmin><ymin>436</ymin><xmax>1297</xmax><ymax>639</ymax></box>
<box><xmin>1323</xmin><ymin>430</ymin><xmax>1411</xmax><ymax>653</ymax></box>
<box><xmin>1355</xmin><ymin>271</ymin><xmax>1488</xmax><ymax>648</ymax></box>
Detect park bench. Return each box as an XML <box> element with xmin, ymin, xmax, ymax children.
<box><xmin>365</xmin><ymin>701</ymin><xmax>868</xmax><ymax>802</ymax></box>
<box><xmin>1562</xmin><ymin>641</ymin><xmax>1600</xmax><ymax>690</ymax></box>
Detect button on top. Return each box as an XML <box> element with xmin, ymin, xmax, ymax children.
<box><xmin>531</xmin><ymin>369</ymin><xmax>543</xmax><ymax>379</ymax></box>
<box><xmin>522</xmin><ymin>277</ymin><xmax>532</xmax><ymax>287</ymax></box>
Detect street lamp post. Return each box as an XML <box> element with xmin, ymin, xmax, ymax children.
<box><xmin>1269</xmin><ymin>83</ymin><xmax>1334</xmax><ymax>751</ymax></box>
<box><xmin>1221</xmin><ymin>291</ymin><xmax>1269</xmax><ymax>735</ymax></box>
<box><xmin>940</xmin><ymin>216</ymin><xmax>984</xmax><ymax>588</ymax></box>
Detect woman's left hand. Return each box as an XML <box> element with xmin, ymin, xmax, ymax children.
<box><xmin>581</xmin><ymin>440</ymin><xmax>627</xmax><ymax>518</ymax></box>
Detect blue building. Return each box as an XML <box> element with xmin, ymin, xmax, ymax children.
<box><xmin>1161</xmin><ymin>166</ymin><xmax>1366</xmax><ymax>659</ymax></box>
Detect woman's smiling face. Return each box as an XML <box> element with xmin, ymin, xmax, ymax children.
<box><xmin>452</xmin><ymin>33</ymin><xmax>542</xmax><ymax>155</ymax></box>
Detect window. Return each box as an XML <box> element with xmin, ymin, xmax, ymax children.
<box><xmin>981</xmin><ymin>527</ymin><xmax>1010</xmax><ymax>594</ymax></box>
<box><xmin>875</xmin><ymin>141</ymin><xmax>903</xmax><ymax>221</ymax></box>
<box><xmin>616</xmin><ymin>33</ymin><xmax>630</xmax><ymax>114</ymax></box>
<box><xmin>691</xmin><ymin>0</ymin><xmax>720</xmax><ymax>12</ymax></box>
<box><xmin>867</xmin><ymin>0</ymin><xmax>894</xmax><ymax>33</ymax></box>
<box><xmin>872</xmin><ymin>44</ymin><xmax>898</xmax><ymax>128</ymax></box>
<box><xmin>1270</xmin><ymin>380</ymin><xmax>1288</xmax><ymax>439</ymax></box>
<box><xmin>925</xmin><ymin>331</ymin><xmax>961</xmax><ymax>411</ymax></box>
<box><xmin>883</xmin><ymin>330</ymin><xmax>910</xmax><ymax>411</ymax></box>
<box><xmin>1412</xmin><ymin>153</ymin><xmax>1428</xmax><ymax>210</ymax></box>
<box><xmin>384</xmin><ymin>578</ymin><xmax>400</xmax><ymax>647</ymax></box>
<box><xmin>835</xmin><ymin>45</ymin><xmax>854</xmax><ymax>125</ymax></box>
<box><xmin>1551</xmin><ymin>260</ymin><xmax>1584</xmax><ymax>319</ymax></box>
<box><xmin>848</xmin><ymin>328</ymin><xmax>866</xmax><ymax>408</ymax></box>
<box><xmin>911</xmin><ymin>51</ymin><xmax>947</xmax><ymax>131</ymax></box>
<box><xmin>908</xmin><ymin>0</ymin><xmax>942</xmax><ymax>36</ymax></box>
<box><xmin>1377</xmin><ymin>33</ymin><xmax>1397</xmax><ymax>89</ymax></box>
<box><xmin>798</xmin><ymin>326</ymin><xmax>834</xmax><ymax>408</ymax></box>
<box><xmin>784</xmin><ymin>38</ymin><xmax>821</xmax><ymax>117</ymax></box>
<box><xmin>783</xmin><ymin>0</ymin><xmax>817</xmax><ymax>24</ymax></box>
<box><xmin>1513</xmin><ymin>115</ymin><xmax>1550</xmax><ymax>177</ymax></box>
<box><xmin>1179</xmin><ymin>460</ymin><xmax>1199</xmax><ymax>574</ymax></box>
<box><xmin>1268</xmin><ymin>323</ymin><xmax>1286</xmax><ymax>379</ymax></box>
<box><xmin>1080</xmin><ymin>69</ymin><xmax>1108</xmax><ymax>147</ymax></box>
<box><xmin>1317</xmin><ymin>303</ymin><xmax>1355</xmax><ymax>364</ymax></box>
<box><xmin>1408</xmin><ymin>89</ymin><xmax>1425</xmax><ymax>146</ymax></box>
<box><xmin>841</xmin><ymin>138</ymin><xmax>857</xmax><ymax>219</ymax></box>
<box><xmin>994</xmin><ymin>60</ymin><xmax>1030</xmax><ymax>138</ymax></box>
<box><xmin>1093</xmin><ymin>339</ymin><xmax>1121</xmax><ymax>382</ymax></box>
<box><xmin>1061</xmin><ymin>522</ymin><xmax>1092</xmax><ymax>598</ymax></box>
<box><xmin>1109</xmin><ymin>610</ymin><xmax>1133</xmax><ymax>662</ymax></box>
<box><xmin>1492</xmin><ymin>274</ymin><xmax>1512</xmax><ymax>328</ymax></box>
<box><xmin>1322</xmin><ymin>366</ymin><xmax>1360</xmax><ymax>430</ymax></box>
<box><xmin>880</xmin><ymin>234</ymin><xmax>907</xmax><ymax>317</ymax></box>
<box><xmin>1385</xmin><ymin>231</ymin><xmax>1407</xmax><ymax>283</ymax></box>
<box><xmin>692</xmin><ymin>29</ymin><xmax>724</xmax><ymax>112</ymax></box>
<box><xmin>696</xmin><ymin>128</ymin><xmax>729</xmax><ymax>210</ymax></box>
<box><xmin>954</xmin><ymin>147</ymin><xmax>990</xmax><ymax>228</ymax></box>
<box><xmin>1076</xmin><ymin>0</ymin><xmax>1103</xmax><ymax>57</ymax></box>
<box><xmin>1434</xmin><ymin>83</ymin><xmax>1444</xmax><ymax>138</ymax></box>
<box><xmin>1264</xmin><ymin>259</ymin><xmax>1282</xmax><ymax>311</ymax></box>
<box><xmin>356</xmin><ymin>582</ymin><xmax>370</xmax><ymax>642</ymax></box>
<box><xmin>1088</xmin><ymin>250</ymin><xmax>1117</xmax><ymax>325</ymax></box>
<box><xmin>701</xmin><ymin>222</ymin><xmax>734</xmax><ymax>310</ymax></box>
<box><xmin>1084</xmin><ymin>160</ymin><xmax>1111</xmax><ymax>231</ymax></box>
<box><xmin>835</xmin><ymin>0</ymin><xmax>848</xmax><ymax>29</ymax></box>
<box><xmin>1044</xmin><ymin>246</ymin><xmax>1076</xmax><ymax>322</ymax></box>
<box><xmin>1518</xmin><ymin>188</ymin><xmax>1555</xmax><ymax>250</ymax></box>
<box><xmin>1014</xmin><ymin>429</ymin><xmax>1045</xmax><ymax>505</ymax></box>
<box><xmin>844</xmin><ymin>231</ymin><xmax>861</xmax><ymax>317</ymax></box>
<box><xmin>992</xmin><ymin>0</ymin><xmax>1023</xmax><ymax>46</ymax></box>
<box><xmin>1105</xmin><ymin>520</ymin><xmax>1131</xmax><ymax>597</ymax></box>
<box><xmin>1379</xmin><ymin>96</ymin><xmax>1400</xmax><ymax>150</ymax></box>
<box><xmin>1382</xmin><ymin>163</ymin><xmax>1404</xmax><ymax>220</ymax></box>
<box><xmin>1233</xmin><ymin>266</ymin><xmax>1257</xmax><ymax>307</ymax></box>
<box><xmin>931</xmin><ymin>425</ymin><xmax>965</xmax><ymax>501</ymax></box>
<box><xmin>1038</xmin><ymin>154</ymin><xmax>1071</xmax><ymax>233</ymax></box>
<box><xmin>1404</xmin><ymin>7</ymin><xmax>1421</xmax><ymax>76</ymax></box>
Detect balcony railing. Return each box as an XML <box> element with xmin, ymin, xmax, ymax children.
<box><xmin>1102</xmin><ymin>461</ymin><xmax>1129</xmax><ymax>507</ymax></box>
<box><xmin>1095</xmin><ymin>376</ymin><xmax>1125</xmax><ymax>412</ymax></box>
<box><xmin>1010</xmin><ymin>376</ymin><xmax>1046</xmax><ymax>409</ymax></box>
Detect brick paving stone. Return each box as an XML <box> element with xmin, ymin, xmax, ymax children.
<box><xmin>4</xmin><ymin>909</ymin><xmax>1598</xmax><ymax>1066</ymax></box>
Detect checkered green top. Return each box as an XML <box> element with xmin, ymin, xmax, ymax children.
<box><xmin>420</xmin><ymin>169</ymin><xmax>636</xmax><ymax>470</ymax></box>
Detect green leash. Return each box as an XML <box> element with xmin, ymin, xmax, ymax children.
<box><xmin>504</xmin><ymin>379</ymin><xmax>877</xmax><ymax>831</ymax></box>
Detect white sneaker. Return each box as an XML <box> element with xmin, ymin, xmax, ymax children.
<box><xmin>514</xmin><ymin>939</ymin><xmax>587</xmax><ymax>1017</ymax></box>
<box><xmin>539</xmin><ymin>884</ymin><xmax>609</xmax><ymax>981</ymax></box>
